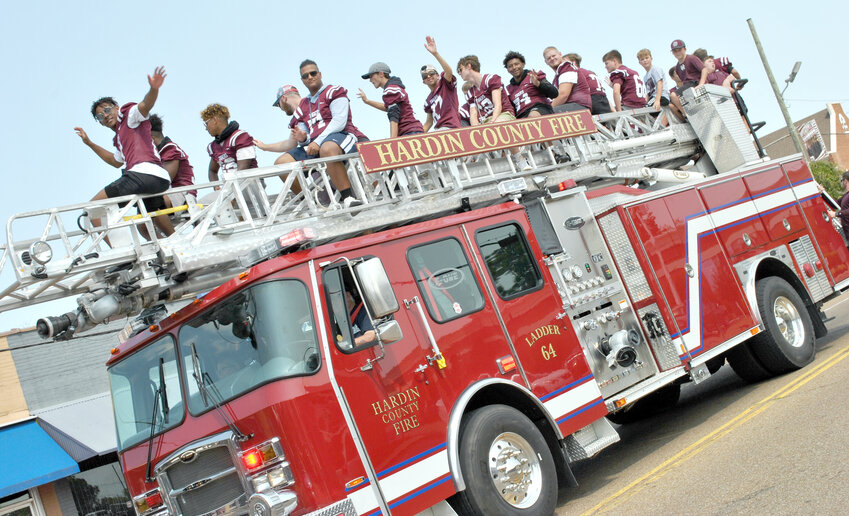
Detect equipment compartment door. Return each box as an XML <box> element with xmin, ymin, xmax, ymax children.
<box><xmin>626</xmin><ymin>188</ymin><xmax>758</xmax><ymax>358</ymax></box>
<box><xmin>782</xmin><ymin>159</ymin><xmax>849</xmax><ymax>286</ymax></box>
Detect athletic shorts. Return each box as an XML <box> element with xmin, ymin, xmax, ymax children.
<box><xmin>553</xmin><ymin>103</ymin><xmax>589</xmax><ymax>113</ymax></box>
<box><xmin>481</xmin><ymin>112</ymin><xmax>516</xmax><ymax>124</ymax></box>
<box><xmin>517</xmin><ymin>103</ymin><xmax>554</xmax><ymax>119</ymax></box>
<box><xmin>591</xmin><ymin>95</ymin><xmax>612</xmax><ymax>115</ymax></box>
<box><xmin>285</xmin><ymin>132</ymin><xmax>359</xmax><ymax>161</ymax></box>
<box><xmin>105</xmin><ymin>170</ymin><xmax>169</xmax><ymax>211</ymax></box>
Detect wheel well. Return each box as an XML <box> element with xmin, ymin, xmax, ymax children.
<box><xmin>457</xmin><ymin>382</ymin><xmax>575</xmax><ymax>488</ymax></box>
<box><xmin>755</xmin><ymin>258</ymin><xmax>827</xmax><ymax>338</ymax></box>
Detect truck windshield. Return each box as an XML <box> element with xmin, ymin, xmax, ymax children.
<box><xmin>178</xmin><ymin>279</ymin><xmax>319</xmax><ymax>415</ymax></box>
<box><xmin>108</xmin><ymin>336</ymin><xmax>184</xmax><ymax>451</ymax></box>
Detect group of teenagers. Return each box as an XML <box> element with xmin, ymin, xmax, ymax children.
<box><xmin>73</xmin><ymin>37</ymin><xmax>744</xmax><ymax>238</ymax></box>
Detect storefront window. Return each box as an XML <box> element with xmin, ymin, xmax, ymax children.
<box><xmin>0</xmin><ymin>491</ymin><xmax>38</xmax><ymax>516</ymax></box>
<box><xmin>66</xmin><ymin>463</ymin><xmax>132</xmax><ymax>516</ymax></box>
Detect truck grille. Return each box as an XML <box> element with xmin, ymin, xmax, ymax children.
<box><xmin>157</xmin><ymin>434</ymin><xmax>248</xmax><ymax>515</ymax></box>
<box><xmin>175</xmin><ymin>472</ymin><xmax>245</xmax><ymax>515</ymax></box>
<box><xmin>165</xmin><ymin>445</ymin><xmax>233</xmax><ymax>489</ymax></box>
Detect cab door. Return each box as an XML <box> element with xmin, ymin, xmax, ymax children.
<box><xmin>318</xmin><ymin>251</ymin><xmax>455</xmax><ymax>516</ymax></box>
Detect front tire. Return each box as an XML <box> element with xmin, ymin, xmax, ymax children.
<box><xmin>747</xmin><ymin>276</ymin><xmax>815</xmax><ymax>374</ymax></box>
<box><xmin>450</xmin><ymin>405</ymin><xmax>558</xmax><ymax>516</ymax></box>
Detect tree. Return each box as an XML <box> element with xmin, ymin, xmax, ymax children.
<box><xmin>810</xmin><ymin>160</ymin><xmax>843</xmax><ymax>199</ymax></box>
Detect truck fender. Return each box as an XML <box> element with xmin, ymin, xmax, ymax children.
<box><xmin>735</xmin><ymin>246</ymin><xmax>825</xmax><ymax>337</ymax></box>
<box><xmin>445</xmin><ymin>378</ymin><xmax>563</xmax><ymax>493</ymax></box>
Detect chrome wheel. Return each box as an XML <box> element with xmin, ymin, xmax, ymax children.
<box><xmin>488</xmin><ymin>432</ymin><xmax>542</xmax><ymax>509</ymax></box>
<box><xmin>773</xmin><ymin>295</ymin><xmax>804</xmax><ymax>348</ymax></box>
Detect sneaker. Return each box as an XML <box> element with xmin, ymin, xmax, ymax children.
<box><xmin>554</xmin><ymin>152</ymin><xmax>571</xmax><ymax>164</ymax></box>
<box><xmin>342</xmin><ymin>197</ymin><xmax>363</xmax><ymax>209</ymax></box>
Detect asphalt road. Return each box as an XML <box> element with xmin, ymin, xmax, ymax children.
<box><xmin>556</xmin><ymin>292</ymin><xmax>849</xmax><ymax>515</ymax></box>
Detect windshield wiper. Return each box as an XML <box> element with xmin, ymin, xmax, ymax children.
<box><xmin>190</xmin><ymin>342</ymin><xmax>251</xmax><ymax>442</ymax></box>
<box><xmin>144</xmin><ymin>358</ymin><xmax>167</xmax><ymax>482</ymax></box>
<box><xmin>158</xmin><ymin>357</ymin><xmax>169</xmax><ymax>423</ymax></box>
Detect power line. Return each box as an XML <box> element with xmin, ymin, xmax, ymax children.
<box><xmin>785</xmin><ymin>99</ymin><xmax>849</xmax><ymax>102</ymax></box>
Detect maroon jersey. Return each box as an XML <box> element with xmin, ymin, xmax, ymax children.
<box><xmin>382</xmin><ymin>77</ymin><xmax>423</xmax><ymax>135</ymax></box>
<box><xmin>458</xmin><ymin>101</ymin><xmax>471</xmax><ymax>124</ymax></box>
<box><xmin>582</xmin><ymin>68</ymin><xmax>606</xmax><ymax>97</ymax></box>
<box><xmin>706</xmin><ymin>68</ymin><xmax>730</xmax><ymax>87</ymax></box>
<box><xmin>424</xmin><ymin>73</ymin><xmax>461</xmax><ymax>129</ymax></box>
<box><xmin>290</xmin><ymin>85</ymin><xmax>367</xmax><ymax>143</ymax></box>
<box><xmin>469</xmin><ymin>74</ymin><xmax>515</xmax><ymax>121</ymax></box>
<box><xmin>506</xmin><ymin>70</ymin><xmax>552</xmax><ymax>117</ymax></box>
<box><xmin>715</xmin><ymin>57</ymin><xmax>734</xmax><ymax>75</ymax></box>
<box><xmin>609</xmin><ymin>65</ymin><xmax>647</xmax><ymax>108</ymax></box>
<box><xmin>207</xmin><ymin>126</ymin><xmax>257</xmax><ymax>173</ymax></box>
<box><xmin>158</xmin><ymin>137</ymin><xmax>197</xmax><ymax>196</ymax></box>
<box><xmin>553</xmin><ymin>61</ymin><xmax>591</xmax><ymax>108</ymax></box>
<box><xmin>111</xmin><ymin>103</ymin><xmax>168</xmax><ymax>181</ymax></box>
<box><xmin>676</xmin><ymin>54</ymin><xmax>704</xmax><ymax>83</ymax></box>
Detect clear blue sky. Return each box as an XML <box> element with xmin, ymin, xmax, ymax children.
<box><xmin>0</xmin><ymin>0</ymin><xmax>844</xmax><ymax>331</ymax></box>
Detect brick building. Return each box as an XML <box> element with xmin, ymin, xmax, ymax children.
<box><xmin>760</xmin><ymin>102</ymin><xmax>849</xmax><ymax>170</ymax></box>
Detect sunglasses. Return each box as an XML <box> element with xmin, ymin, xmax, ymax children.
<box><xmin>94</xmin><ymin>106</ymin><xmax>115</xmax><ymax>123</ymax></box>
<box><xmin>301</xmin><ymin>70</ymin><xmax>319</xmax><ymax>80</ymax></box>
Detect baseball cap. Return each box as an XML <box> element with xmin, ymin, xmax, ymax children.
<box><xmin>670</xmin><ymin>39</ymin><xmax>686</xmax><ymax>50</ymax></box>
<box><xmin>361</xmin><ymin>62</ymin><xmax>391</xmax><ymax>79</ymax></box>
<box><xmin>272</xmin><ymin>85</ymin><xmax>298</xmax><ymax>107</ymax></box>
<box><xmin>421</xmin><ymin>64</ymin><xmax>438</xmax><ymax>77</ymax></box>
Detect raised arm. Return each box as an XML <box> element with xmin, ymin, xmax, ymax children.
<box><xmin>74</xmin><ymin>127</ymin><xmax>122</xmax><ymax>168</ymax></box>
<box><xmin>357</xmin><ymin>89</ymin><xmax>387</xmax><ymax>111</ymax></box>
<box><xmin>425</xmin><ymin>36</ymin><xmax>453</xmax><ymax>82</ymax></box>
<box><xmin>138</xmin><ymin>66</ymin><xmax>166</xmax><ymax>118</ymax></box>
<box><xmin>254</xmin><ymin>137</ymin><xmax>297</xmax><ymax>153</ymax></box>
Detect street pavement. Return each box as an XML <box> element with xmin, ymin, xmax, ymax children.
<box><xmin>556</xmin><ymin>292</ymin><xmax>849</xmax><ymax>515</ymax></box>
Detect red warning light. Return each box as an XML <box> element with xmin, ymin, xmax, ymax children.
<box><xmin>242</xmin><ymin>450</ymin><xmax>263</xmax><ymax>469</ymax></box>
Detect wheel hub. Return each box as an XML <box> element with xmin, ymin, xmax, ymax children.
<box><xmin>773</xmin><ymin>295</ymin><xmax>804</xmax><ymax>348</ymax></box>
<box><xmin>488</xmin><ymin>432</ymin><xmax>542</xmax><ymax>508</ymax></box>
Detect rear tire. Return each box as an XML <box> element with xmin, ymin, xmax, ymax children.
<box><xmin>606</xmin><ymin>383</ymin><xmax>681</xmax><ymax>425</ymax></box>
<box><xmin>726</xmin><ymin>342</ymin><xmax>772</xmax><ymax>383</ymax></box>
<box><xmin>747</xmin><ymin>276</ymin><xmax>815</xmax><ymax>374</ymax></box>
<box><xmin>449</xmin><ymin>405</ymin><xmax>558</xmax><ymax>516</ymax></box>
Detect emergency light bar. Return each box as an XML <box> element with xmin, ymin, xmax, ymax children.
<box><xmin>238</xmin><ymin>228</ymin><xmax>316</xmax><ymax>268</ymax></box>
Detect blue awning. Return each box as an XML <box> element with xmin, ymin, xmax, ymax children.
<box><xmin>0</xmin><ymin>420</ymin><xmax>79</xmax><ymax>498</ymax></box>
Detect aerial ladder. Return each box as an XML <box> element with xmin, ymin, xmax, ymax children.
<box><xmin>0</xmin><ymin>85</ymin><xmax>760</xmax><ymax>339</ymax></box>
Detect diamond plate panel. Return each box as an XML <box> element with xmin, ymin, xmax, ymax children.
<box><xmin>598</xmin><ymin>213</ymin><xmax>652</xmax><ymax>301</ymax></box>
<box><xmin>637</xmin><ymin>304</ymin><xmax>682</xmax><ymax>370</ymax></box>
<box><xmin>304</xmin><ymin>498</ymin><xmax>358</xmax><ymax>516</ymax></box>
<box><xmin>789</xmin><ymin>235</ymin><xmax>830</xmax><ymax>301</ymax></box>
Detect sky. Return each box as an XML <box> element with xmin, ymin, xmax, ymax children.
<box><xmin>0</xmin><ymin>0</ymin><xmax>846</xmax><ymax>331</ymax></box>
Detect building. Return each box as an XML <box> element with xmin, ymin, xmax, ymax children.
<box><xmin>759</xmin><ymin>102</ymin><xmax>849</xmax><ymax>169</ymax></box>
<box><xmin>1</xmin><ymin>320</ymin><xmax>133</xmax><ymax>516</ymax></box>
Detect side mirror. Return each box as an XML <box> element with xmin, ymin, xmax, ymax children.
<box><xmin>355</xmin><ymin>258</ymin><xmax>399</xmax><ymax>318</ymax></box>
<box><xmin>375</xmin><ymin>320</ymin><xmax>402</xmax><ymax>345</ymax></box>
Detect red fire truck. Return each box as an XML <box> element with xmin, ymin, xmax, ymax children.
<box><xmin>4</xmin><ymin>85</ymin><xmax>847</xmax><ymax>516</ymax></box>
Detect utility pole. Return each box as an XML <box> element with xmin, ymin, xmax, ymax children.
<box><xmin>747</xmin><ymin>18</ymin><xmax>807</xmax><ymax>158</ymax></box>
